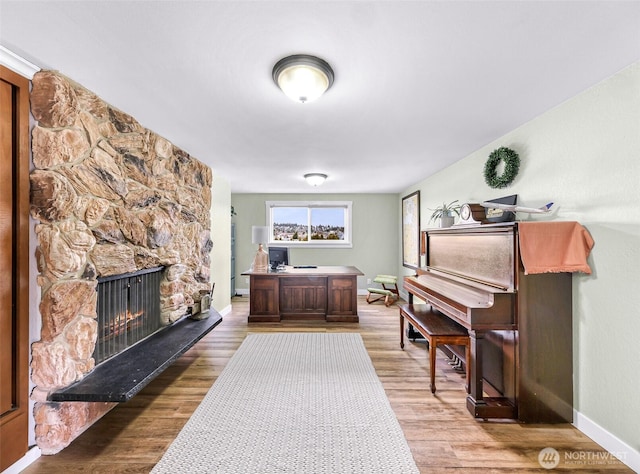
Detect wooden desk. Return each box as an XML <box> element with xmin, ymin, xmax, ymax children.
<box><xmin>242</xmin><ymin>266</ymin><xmax>363</xmax><ymax>322</ymax></box>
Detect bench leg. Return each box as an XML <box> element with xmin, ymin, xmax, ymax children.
<box><xmin>400</xmin><ymin>313</ymin><xmax>405</xmax><ymax>349</ymax></box>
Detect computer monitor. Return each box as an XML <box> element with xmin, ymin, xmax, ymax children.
<box><xmin>268</xmin><ymin>246</ymin><xmax>289</xmax><ymax>270</ymax></box>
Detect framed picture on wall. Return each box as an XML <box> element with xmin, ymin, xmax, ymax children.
<box><xmin>402</xmin><ymin>191</ymin><xmax>420</xmax><ymax>269</ymax></box>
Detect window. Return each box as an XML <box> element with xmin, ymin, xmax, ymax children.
<box><xmin>266</xmin><ymin>201</ymin><xmax>352</xmax><ymax>248</ymax></box>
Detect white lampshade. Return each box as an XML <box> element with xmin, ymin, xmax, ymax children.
<box><xmin>304</xmin><ymin>173</ymin><xmax>327</xmax><ymax>187</ymax></box>
<box><xmin>273</xmin><ymin>55</ymin><xmax>334</xmax><ymax>104</ymax></box>
<box><xmin>251</xmin><ymin>226</ymin><xmax>269</xmax><ymax>244</ymax></box>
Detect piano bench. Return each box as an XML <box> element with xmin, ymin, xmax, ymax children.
<box><xmin>399</xmin><ymin>304</ymin><xmax>470</xmax><ymax>394</ymax></box>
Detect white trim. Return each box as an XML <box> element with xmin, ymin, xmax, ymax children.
<box><xmin>3</xmin><ymin>446</ymin><xmax>42</xmax><ymax>474</ymax></box>
<box><xmin>573</xmin><ymin>409</ymin><xmax>640</xmax><ymax>472</ymax></box>
<box><xmin>0</xmin><ymin>46</ymin><xmax>40</xmax><ymax>79</ymax></box>
<box><xmin>217</xmin><ymin>304</ymin><xmax>233</xmax><ymax>317</ymax></box>
<box><xmin>0</xmin><ymin>46</ymin><xmax>41</xmax><ymax>474</ymax></box>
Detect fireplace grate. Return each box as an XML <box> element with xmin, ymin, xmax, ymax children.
<box><xmin>94</xmin><ymin>267</ymin><xmax>163</xmax><ymax>365</ymax></box>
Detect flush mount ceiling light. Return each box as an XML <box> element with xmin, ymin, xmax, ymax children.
<box><xmin>272</xmin><ymin>54</ymin><xmax>334</xmax><ymax>103</ymax></box>
<box><xmin>304</xmin><ymin>173</ymin><xmax>328</xmax><ymax>186</ymax></box>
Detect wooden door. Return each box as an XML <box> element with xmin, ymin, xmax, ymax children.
<box><xmin>247</xmin><ymin>275</ymin><xmax>280</xmax><ymax>322</ymax></box>
<box><xmin>326</xmin><ymin>275</ymin><xmax>358</xmax><ymax>320</ymax></box>
<box><xmin>0</xmin><ymin>65</ymin><xmax>30</xmax><ymax>472</ymax></box>
<box><xmin>279</xmin><ymin>276</ymin><xmax>327</xmax><ymax>319</ymax></box>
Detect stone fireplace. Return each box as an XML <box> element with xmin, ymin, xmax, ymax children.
<box><xmin>28</xmin><ymin>70</ymin><xmax>213</xmax><ymax>453</ymax></box>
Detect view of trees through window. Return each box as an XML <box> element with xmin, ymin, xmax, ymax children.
<box><xmin>270</xmin><ymin>204</ymin><xmax>348</xmax><ymax>243</ymax></box>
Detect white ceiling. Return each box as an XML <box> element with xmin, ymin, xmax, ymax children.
<box><xmin>2</xmin><ymin>1</ymin><xmax>639</xmax><ymax>194</ymax></box>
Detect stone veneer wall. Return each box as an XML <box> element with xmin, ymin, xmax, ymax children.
<box><xmin>28</xmin><ymin>70</ymin><xmax>213</xmax><ymax>453</ymax></box>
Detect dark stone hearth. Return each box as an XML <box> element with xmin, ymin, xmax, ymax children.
<box><xmin>48</xmin><ymin>310</ymin><xmax>222</xmax><ymax>402</ymax></box>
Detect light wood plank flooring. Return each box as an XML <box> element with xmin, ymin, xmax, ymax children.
<box><xmin>22</xmin><ymin>297</ymin><xmax>631</xmax><ymax>473</ymax></box>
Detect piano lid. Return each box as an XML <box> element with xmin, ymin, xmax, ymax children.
<box><xmin>426</xmin><ymin>225</ymin><xmax>516</xmax><ymax>292</ymax></box>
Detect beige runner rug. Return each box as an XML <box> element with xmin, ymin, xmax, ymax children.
<box><xmin>152</xmin><ymin>332</ymin><xmax>419</xmax><ymax>473</ymax></box>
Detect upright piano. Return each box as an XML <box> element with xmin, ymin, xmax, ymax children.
<box><xmin>404</xmin><ymin>222</ymin><xmax>573</xmax><ymax>423</ymax></box>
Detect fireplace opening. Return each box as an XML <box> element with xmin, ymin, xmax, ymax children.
<box><xmin>94</xmin><ymin>266</ymin><xmax>164</xmax><ymax>364</ymax></box>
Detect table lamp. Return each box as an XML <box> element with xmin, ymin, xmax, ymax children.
<box><xmin>251</xmin><ymin>226</ymin><xmax>269</xmax><ymax>273</ymax></box>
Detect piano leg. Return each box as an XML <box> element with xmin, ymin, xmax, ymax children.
<box><xmin>466</xmin><ymin>329</ymin><xmax>517</xmax><ymax>419</ymax></box>
<box><xmin>465</xmin><ymin>342</ymin><xmax>471</xmax><ymax>394</ymax></box>
<box><xmin>467</xmin><ymin>329</ymin><xmax>485</xmax><ymax>405</ymax></box>
<box><xmin>408</xmin><ymin>323</ymin><xmax>422</xmax><ymax>341</ymax></box>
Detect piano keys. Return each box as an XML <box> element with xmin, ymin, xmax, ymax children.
<box><xmin>404</xmin><ymin>222</ymin><xmax>573</xmax><ymax>423</ymax></box>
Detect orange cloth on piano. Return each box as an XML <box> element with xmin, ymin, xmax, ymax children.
<box><xmin>519</xmin><ymin>221</ymin><xmax>594</xmax><ymax>275</ymax></box>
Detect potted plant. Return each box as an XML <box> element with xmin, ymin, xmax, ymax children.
<box><xmin>429</xmin><ymin>200</ymin><xmax>460</xmax><ymax>227</ymax></box>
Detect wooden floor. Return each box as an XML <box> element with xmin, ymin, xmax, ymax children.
<box><xmin>22</xmin><ymin>297</ymin><xmax>631</xmax><ymax>473</ymax></box>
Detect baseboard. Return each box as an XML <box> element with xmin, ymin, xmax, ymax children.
<box><xmin>217</xmin><ymin>304</ymin><xmax>233</xmax><ymax>317</ymax></box>
<box><xmin>2</xmin><ymin>446</ymin><xmax>41</xmax><ymax>474</ymax></box>
<box><xmin>574</xmin><ymin>410</ymin><xmax>639</xmax><ymax>472</ymax></box>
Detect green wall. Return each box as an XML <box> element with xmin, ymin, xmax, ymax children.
<box><xmin>210</xmin><ymin>174</ymin><xmax>232</xmax><ymax>313</ymax></box>
<box><xmin>397</xmin><ymin>62</ymin><xmax>640</xmax><ymax>461</ymax></box>
<box><xmin>230</xmin><ymin>193</ymin><xmax>398</xmax><ymax>293</ymax></box>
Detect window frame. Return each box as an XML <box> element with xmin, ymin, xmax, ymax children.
<box><xmin>266</xmin><ymin>200</ymin><xmax>353</xmax><ymax>248</ymax></box>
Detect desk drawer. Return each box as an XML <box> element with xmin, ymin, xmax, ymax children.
<box><xmin>280</xmin><ymin>276</ymin><xmax>327</xmax><ymax>288</ymax></box>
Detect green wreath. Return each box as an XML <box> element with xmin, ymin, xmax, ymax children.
<box><xmin>484</xmin><ymin>147</ymin><xmax>520</xmax><ymax>189</ymax></box>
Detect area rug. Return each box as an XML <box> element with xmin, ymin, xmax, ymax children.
<box><xmin>151</xmin><ymin>332</ymin><xmax>419</xmax><ymax>473</ymax></box>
